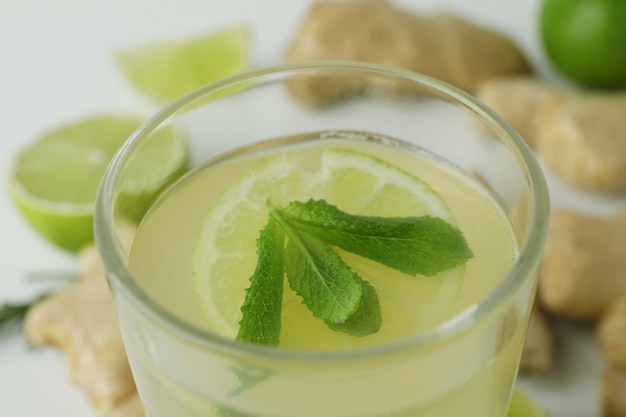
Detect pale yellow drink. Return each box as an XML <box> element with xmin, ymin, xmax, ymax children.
<box><xmin>123</xmin><ymin>134</ymin><xmax>525</xmax><ymax>417</ymax></box>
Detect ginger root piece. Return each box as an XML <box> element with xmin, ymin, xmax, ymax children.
<box><xmin>519</xmin><ymin>302</ymin><xmax>554</xmax><ymax>374</ymax></box>
<box><xmin>285</xmin><ymin>0</ymin><xmax>531</xmax><ymax>104</ymax></box>
<box><xmin>475</xmin><ymin>76</ymin><xmax>567</xmax><ymax>148</ymax></box>
<box><xmin>477</xmin><ymin>77</ymin><xmax>626</xmax><ymax>190</ymax></box>
<box><xmin>539</xmin><ymin>209</ymin><xmax>626</xmax><ymax>321</ymax></box>
<box><xmin>105</xmin><ymin>393</ymin><xmax>145</xmax><ymax>417</ymax></box>
<box><xmin>539</xmin><ymin>92</ymin><xmax>626</xmax><ymax>190</ymax></box>
<box><xmin>24</xmin><ymin>245</ymin><xmax>141</xmax><ymax>415</ymax></box>
<box><xmin>601</xmin><ymin>370</ymin><xmax>626</xmax><ymax>417</ymax></box>
<box><xmin>598</xmin><ymin>297</ymin><xmax>626</xmax><ymax>370</ymax></box>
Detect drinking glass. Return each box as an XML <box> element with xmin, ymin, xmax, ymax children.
<box><xmin>94</xmin><ymin>61</ymin><xmax>549</xmax><ymax>417</ymax></box>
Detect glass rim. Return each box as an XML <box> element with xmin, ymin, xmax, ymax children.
<box><xmin>94</xmin><ymin>60</ymin><xmax>550</xmax><ymax>362</ymax></box>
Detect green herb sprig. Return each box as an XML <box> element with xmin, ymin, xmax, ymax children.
<box><xmin>0</xmin><ymin>295</ymin><xmax>47</xmax><ymax>337</ymax></box>
<box><xmin>235</xmin><ymin>199</ymin><xmax>473</xmax><ymax>346</ymax></box>
<box><xmin>1</xmin><ymin>272</ymin><xmax>76</xmax><ymax>339</ymax></box>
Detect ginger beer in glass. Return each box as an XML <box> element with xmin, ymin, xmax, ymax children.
<box><xmin>95</xmin><ymin>62</ymin><xmax>549</xmax><ymax>417</ymax></box>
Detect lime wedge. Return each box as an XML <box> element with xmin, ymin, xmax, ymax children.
<box><xmin>7</xmin><ymin>115</ymin><xmax>188</xmax><ymax>252</ymax></box>
<box><xmin>191</xmin><ymin>147</ymin><xmax>464</xmax><ymax>349</ymax></box>
<box><xmin>507</xmin><ymin>387</ymin><xmax>551</xmax><ymax>417</ymax></box>
<box><xmin>116</xmin><ymin>24</ymin><xmax>249</xmax><ymax>104</ymax></box>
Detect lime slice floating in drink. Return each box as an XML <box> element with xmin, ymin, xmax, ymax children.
<box><xmin>116</xmin><ymin>24</ymin><xmax>249</xmax><ymax>104</ymax></box>
<box><xmin>7</xmin><ymin>115</ymin><xmax>188</xmax><ymax>252</ymax></box>
<box><xmin>191</xmin><ymin>146</ymin><xmax>465</xmax><ymax>348</ymax></box>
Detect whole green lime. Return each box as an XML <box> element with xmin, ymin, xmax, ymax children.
<box><xmin>540</xmin><ymin>0</ymin><xmax>626</xmax><ymax>88</ymax></box>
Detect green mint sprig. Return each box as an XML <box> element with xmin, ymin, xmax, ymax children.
<box><xmin>1</xmin><ymin>272</ymin><xmax>77</xmax><ymax>339</ymax></box>
<box><xmin>235</xmin><ymin>199</ymin><xmax>473</xmax><ymax>346</ymax></box>
<box><xmin>0</xmin><ymin>301</ymin><xmax>33</xmax><ymax>336</ymax></box>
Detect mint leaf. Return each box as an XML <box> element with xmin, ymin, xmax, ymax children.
<box><xmin>236</xmin><ymin>217</ymin><xmax>284</xmax><ymax>346</ymax></box>
<box><xmin>283</xmin><ymin>230</ymin><xmax>363</xmax><ymax>323</ymax></box>
<box><xmin>325</xmin><ymin>280</ymin><xmax>381</xmax><ymax>336</ymax></box>
<box><xmin>234</xmin><ymin>197</ymin><xmax>473</xmax><ymax>347</ymax></box>
<box><xmin>279</xmin><ymin>199</ymin><xmax>473</xmax><ymax>277</ymax></box>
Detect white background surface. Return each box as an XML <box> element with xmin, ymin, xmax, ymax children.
<box><xmin>0</xmin><ymin>0</ymin><xmax>623</xmax><ymax>416</ymax></box>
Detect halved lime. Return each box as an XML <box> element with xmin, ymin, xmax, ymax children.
<box><xmin>7</xmin><ymin>115</ymin><xmax>188</xmax><ymax>252</ymax></box>
<box><xmin>191</xmin><ymin>147</ymin><xmax>464</xmax><ymax>349</ymax></box>
<box><xmin>114</xmin><ymin>122</ymin><xmax>189</xmax><ymax>223</ymax></box>
<box><xmin>116</xmin><ymin>24</ymin><xmax>249</xmax><ymax>104</ymax></box>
